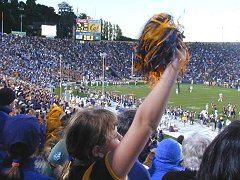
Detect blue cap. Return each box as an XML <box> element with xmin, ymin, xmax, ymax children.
<box><xmin>3</xmin><ymin>114</ymin><xmax>41</xmax><ymax>155</ymax></box>
<box><xmin>48</xmin><ymin>140</ymin><xmax>68</xmax><ymax>166</ymax></box>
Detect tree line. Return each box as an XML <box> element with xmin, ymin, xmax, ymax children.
<box><xmin>0</xmin><ymin>0</ymin><xmax>134</xmax><ymax>40</ymax></box>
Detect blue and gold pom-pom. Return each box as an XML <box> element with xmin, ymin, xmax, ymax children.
<box><xmin>134</xmin><ymin>13</ymin><xmax>190</xmax><ymax>86</ymax></box>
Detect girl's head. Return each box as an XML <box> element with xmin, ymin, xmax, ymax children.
<box><xmin>65</xmin><ymin>109</ymin><xmax>120</xmax><ymax>165</ymax></box>
<box><xmin>197</xmin><ymin>120</ymin><xmax>240</xmax><ymax>180</ymax></box>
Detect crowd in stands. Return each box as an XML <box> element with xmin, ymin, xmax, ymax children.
<box><xmin>0</xmin><ymin>34</ymin><xmax>133</xmax><ymax>88</ymax></box>
<box><xmin>1</xmin><ymin>33</ymin><xmax>240</xmax><ymax>89</ymax></box>
<box><xmin>185</xmin><ymin>42</ymin><xmax>240</xmax><ymax>87</ymax></box>
<box><xmin>1</xmin><ymin>32</ymin><xmax>240</xmax><ymax>179</ymax></box>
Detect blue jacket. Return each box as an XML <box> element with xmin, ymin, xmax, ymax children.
<box><xmin>0</xmin><ymin>106</ymin><xmax>12</xmax><ymax>167</ymax></box>
<box><xmin>0</xmin><ymin>106</ymin><xmax>12</xmax><ymax>142</ymax></box>
<box><xmin>149</xmin><ymin>139</ymin><xmax>184</xmax><ymax>180</ymax></box>
<box><xmin>129</xmin><ymin>160</ymin><xmax>150</xmax><ymax>180</ymax></box>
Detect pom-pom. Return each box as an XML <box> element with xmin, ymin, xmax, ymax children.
<box><xmin>134</xmin><ymin>13</ymin><xmax>190</xmax><ymax>86</ymax></box>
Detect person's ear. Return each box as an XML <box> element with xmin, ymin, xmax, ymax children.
<box><xmin>92</xmin><ymin>145</ymin><xmax>104</xmax><ymax>158</ymax></box>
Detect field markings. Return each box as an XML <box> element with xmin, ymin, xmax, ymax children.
<box><xmin>186</xmin><ymin>106</ymin><xmax>201</xmax><ymax>110</ymax></box>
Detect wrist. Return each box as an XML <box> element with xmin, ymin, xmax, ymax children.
<box><xmin>170</xmin><ymin>57</ymin><xmax>182</xmax><ymax>71</ymax></box>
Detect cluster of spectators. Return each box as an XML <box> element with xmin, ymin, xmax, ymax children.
<box><xmin>1</xmin><ymin>82</ymin><xmax>240</xmax><ymax>180</ymax></box>
<box><xmin>0</xmin><ymin>34</ymin><xmax>134</xmax><ymax>88</ymax></box>
<box><xmin>1</xmin><ymin>34</ymin><xmax>239</xmax><ymax>89</ymax></box>
<box><xmin>185</xmin><ymin>42</ymin><xmax>240</xmax><ymax>87</ymax></box>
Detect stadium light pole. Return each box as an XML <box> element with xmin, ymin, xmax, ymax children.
<box><xmin>59</xmin><ymin>54</ymin><xmax>63</xmax><ymax>100</ymax></box>
<box><xmin>19</xmin><ymin>6</ymin><xmax>24</xmax><ymax>32</ymax></box>
<box><xmin>100</xmin><ymin>52</ymin><xmax>107</xmax><ymax>97</ymax></box>
<box><xmin>131</xmin><ymin>52</ymin><xmax>134</xmax><ymax>77</ymax></box>
<box><xmin>20</xmin><ymin>14</ymin><xmax>23</xmax><ymax>32</ymax></box>
<box><xmin>1</xmin><ymin>11</ymin><xmax>3</xmax><ymax>34</ymax></box>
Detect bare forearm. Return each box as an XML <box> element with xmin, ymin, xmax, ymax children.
<box><xmin>136</xmin><ymin>63</ymin><xmax>179</xmax><ymax>131</ymax></box>
<box><xmin>111</xmin><ymin>62</ymin><xmax>180</xmax><ymax>178</ymax></box>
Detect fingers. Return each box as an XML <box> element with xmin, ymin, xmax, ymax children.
<box><xmin>170</xmin><ymin>43</ymin><xmax>187</xmax><ymax>71</ymax></box>
<box><xmin>176</xmin><ymin>43</ymin><xmax>187</xmax><ymax>61</ymax></box>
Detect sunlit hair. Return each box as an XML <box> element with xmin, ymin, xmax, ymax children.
<box><xmin>61</xmin><ymin>109</ymin><xmax>118</xmax><ymax>180</ymax></box>
<box><xmin>66</xmin><ymin>109</ymin><xmax>117</xmax><ymax>163</ymax></box>
<box><xmin>135</xmin><ymin>13</ymin><xmax>190</xmax><ymax>86</ymax></box>
<box><xmin>182</xmin><ymin>133</ymin><xmax>211</xmax><ymax>171</ymax></box>
<box><xmin>197</xmin><ymin>120</ymin><xmax>240</xmax><ymax>180</ymax></box>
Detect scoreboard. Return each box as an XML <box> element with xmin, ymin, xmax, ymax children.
<box><xmin>76</xmin><ymin>18</ymin><xmax>101</xmax><ymax>41</ymax></box>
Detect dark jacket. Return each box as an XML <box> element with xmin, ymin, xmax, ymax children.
<box><xmin>162</xmin><ymin>169</ymin><xmax>197</xmax><ymax>180</ymax></box>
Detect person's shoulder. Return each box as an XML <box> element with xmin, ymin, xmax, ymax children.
<box><xmin>129</xmin><ymin>161</ymin><xmax>150</xmax><ymax>180</ymax></box>
<box><xmin>162</xmin><ymin>169</ymin><xmax>196</xmax><ymax>180</ymax></box>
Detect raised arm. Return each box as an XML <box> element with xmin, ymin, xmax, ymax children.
<box><xmin>110</xmin><ymin>45</ymin><xmax>187</xmax><ymax>178</ymax></box>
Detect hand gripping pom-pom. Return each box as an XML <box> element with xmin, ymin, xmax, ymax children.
<box><xmin>134</xmin><ymin>13</ymin><xmax>190</xmax><ymax>86</ymax></box>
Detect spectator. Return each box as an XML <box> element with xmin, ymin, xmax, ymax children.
<box><xmin>117</xmin><ymin>109</ymin><xmax>151</xmax><ymax>179</ymax></box>
<box><xmin>43</xmin><ymin>139</ymin><xmax>68</xmax><ymax>179</ymax></box>
<box><xmin>1</xmin><ymin>34</ymin><xmax>239</xmax><ymax>88</ymax></box>
<box><xmin>0</xmin><ymin>87</ymin><xmax>15</xmax><ymax>167</ymax></box>
<box><xmin>0</xmin><ymin>114</ymin><xmax>54</xmax><ymax>180</ymax></box>
<box><xmin>197</xmin><ymin>120</ymin><xmax>240</xmax><ymax>180</ymax></box>
<box><xmin>163</xmin><ymin>133</ymin><xmax>211</xmax><ymax>180</ymax></box>
<box><xmin>177</xmin><ymin>135</ymin><xmax>184</xmax><ymax>145</ymax></box>
<box><xmin>45</xmin><ymin>103</ymin><xmax>65</xmax><ymax>150</ymax></box>
<box><xmin>148</xmin><ymin>138</ymin><xmax>184</xmax><ymax>180</ymax></box>
<box><xmin>158</xmin><ymin>129</ymin><xmax>164</xmax><ymax>142</ymax></box>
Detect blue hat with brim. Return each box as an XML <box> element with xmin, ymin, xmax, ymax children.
<box><xmin>3</xmin><ymin>114</ymin><xmax>41</xmax><ymax>156</ymax></box>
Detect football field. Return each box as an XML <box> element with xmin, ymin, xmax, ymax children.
<box><xmin>89</xmin><ymin>84</ymin><xmax>240</xmax><ymax>119</ymax></box>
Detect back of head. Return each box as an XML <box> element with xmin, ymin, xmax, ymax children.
<box><xmin>0</xmin><ymin>87</ymin><xmax>15</xmax><ymax>106</ymax></box>
<box><xmin>182</xmin><ymin>133</ymin><xmax>211</xmax><ymax>171</ymax></box>
<box><xmin>3</xmin><ymin>114</ymin><xmax>41</xmax><ymax>156</ymax></box>
<box><xmin>2</xmin><ymin>114</ymin><xmax>41</xmax><ymax>180</ymax></box>
<box><xmin>117</xmin><ymin>109</ymin><xmax>136</xmax><ymax>136</ymax></box>
<box><xmin>155</xmin><ymin>138</ymin><xmax>182</xmax><ymax>163</ymax></box>
<box><xmin>197</xmin><ymin>120</ymin><xmax>240</xmax><ymax>180</ymax></box>
<box><xmin>177</xmin><ymin>135</ymin><xmax>184</xmax><ymax>145</ymax></box>
<box><xmin>149</xmin><ymin>138</ymin><xmax>183</xmax><ymax>179</ymax></box>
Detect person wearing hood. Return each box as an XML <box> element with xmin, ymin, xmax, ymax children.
<box><xmin>0</xmin><ymin>114</ymin><xmax>54</xmax><ymax>180</ymax></box>
<box><xmin>46</xmin><ymin>103</ymin><xmax>65</xmax><ymax>142</ymax></box>
<box><xmin>148</xmin><ymin>138</ymin><xmax>184</xmax><ymax>180</ymax></box>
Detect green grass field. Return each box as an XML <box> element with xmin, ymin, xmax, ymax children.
<box><xmin>56</xmin><ymin>83</ymin><xmax>240</xmax><ymax>119</ymax></box>
<box><xmin>89</xmin><ymin>84</ymin><xmax>240</xmax><ymax>118</ymax></box>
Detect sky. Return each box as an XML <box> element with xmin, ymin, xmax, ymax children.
<box><xmin>25</xmin><ymin>0</ymin><xmax>240</xmax><ymax>42</ymax></box>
